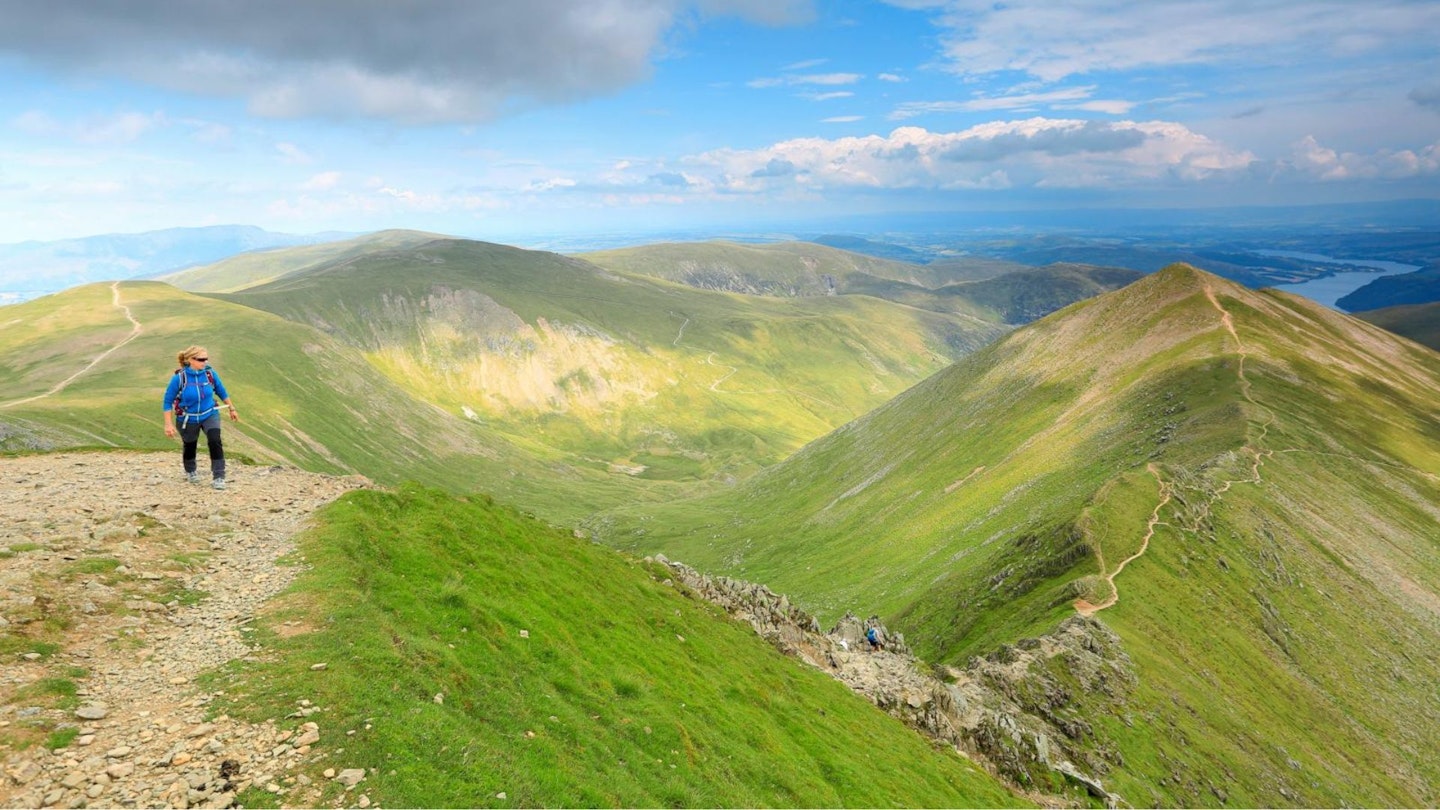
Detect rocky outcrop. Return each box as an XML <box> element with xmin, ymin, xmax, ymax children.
<box><xmin>652</xmin><ymin>554</ymin><xmax>1131</xmax><ymax>808</ymax></box>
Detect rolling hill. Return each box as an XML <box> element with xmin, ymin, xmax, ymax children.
<box><xmin>156</xmin><ymin>229</ymin><xmax>447</xmax><ymax>293</ymax></box>
<box><xmin>1356</xmin><ymin>300</ymin><xmax>1440</xmax><ymax>351</ymax></box>
<box><xmin>206</xmin><ymin>236</ymin><xmax>1008</xmax><ymax>488</ymax></box>
<box><xmin>593</xmin><ymin>264</ymin><xmax>1440</xmax><ymax>806</ymax></box>
<box><xmin>0</xmin><ymin>281</ymin><xmax>686</xmax><ymax>521</ymax></box>
<box><xmin>580</xmin><ymin>238</ymin><xmax>1138</xmax><ymax>324</ymax></box>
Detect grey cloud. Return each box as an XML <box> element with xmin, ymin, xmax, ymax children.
<box><xmin>1410</xmin><ymin>82</ymin><xmax>1440</xmax><ymax>114</ymax></box>
<box><xmin>1231</xmin><ymin>106</ymin><xmax>1265</xmax><ymax>119</ymax></box>
<box><xmin>0</xmin><ymin>0</ymin><xmax>812</xmax><ymax>124</ymax></box>
<box><xmin>940</xmin><ymin>121</ymin><xmax>1148</xmax><ymax>162</ymax></box>
<box><xmin>878</xmin><ymin>143</ymin><xmax>921</xmax><ymax>161</ymax></box>
<box><xmin>750</xmin><ymin>158</ymin><xmax>797</xmax><ymax>177</ymax></box>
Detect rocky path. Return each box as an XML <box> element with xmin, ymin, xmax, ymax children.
<box><xmin>0</xmin><ymin>452</ymin><xmax>366</xmax><ymax>809</ymax></box>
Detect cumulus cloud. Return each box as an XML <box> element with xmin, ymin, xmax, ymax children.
<box><xmin>684</xmin><ymin>118</ymin><xmax>1255</xmax><ymax>193</ymax></box>
<box><xmin>903</xmin><ymin>1</ymin><xmax>1440</xmax><ymax>83</ymax></box>
<box><xmin>0</xmin><ymin>0</ymin><xmax>814</xmax><ymax>124</ymax></box>
<box><xmin>1279</xmin><ymin>135</ymin><xmax>1440</xmax><ymax>181</ymax></box>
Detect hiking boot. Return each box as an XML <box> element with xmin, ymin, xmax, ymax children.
<box><xmin>212</xmin><ymin>477</ymin><xmax>226</xmax><ymax>490</ymax></box>
<box><xmin>187</xmin><ymin>472</ymin><xmax>202</xmax><ymax>485</ymax></box>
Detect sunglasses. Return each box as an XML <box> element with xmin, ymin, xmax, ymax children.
<box><xmin>192</xmin><ymin>357</ymin><xmax>209</xmax><ymax>362</ymax></box>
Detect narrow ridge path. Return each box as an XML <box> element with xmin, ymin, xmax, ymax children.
<box><xmin>1076</xmin><ymin>284</ymin><xmax>1273</xmax><ymax>616</ymax></box>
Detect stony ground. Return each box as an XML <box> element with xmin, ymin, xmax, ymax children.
<box><xmin>0</xmin><ymin>452</ymin><xmax>368</xmax><ymax>809</ymax></box>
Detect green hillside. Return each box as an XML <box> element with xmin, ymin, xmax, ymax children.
<box><xmin>0</xmin><ymin>281</ymin><xmax>675</xmax><ymax>521</ymax></box>
<box><xmin>595</xmin><ymin>265</ymin><xmax>1440</xmax><ymax>806</ymax></box>
<box><xmin>209</xmin><ymin>484</ymin><xmax>1024</xmax><ymax>808</ymax></box>
<box><xmin>158</xmin><ymin>229</ymin><xmax>446</xmax><ymax>293</ymax></box>
<box><xmin>1357</xmin><ymin>300</ymin><xmax>1440</xmax><ymax>350</ymax></box>
<box><xmin>211</xmin><ymin>237</ymin><xmax>1006</xmax><ymax>487</ymax></box>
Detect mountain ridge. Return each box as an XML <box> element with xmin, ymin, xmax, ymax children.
<box><xmin>594</xmin><ymin>262</ymin><xmax>1440</xmax><ymax>806</ymax></box>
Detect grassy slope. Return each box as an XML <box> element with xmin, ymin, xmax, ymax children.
<box><xmin>0</xmin><ymin>282</ymin><xmax>674</xmax><ymax>522</ymax></box>
<box><xmin>595</xmin><ymin>265</ymin><xmax>1440</xmax><ymax>806</ymax></box>
<box><xmin>158</xmin><ymin>229</ymin><xmax>447</xmax><ymax>293</ymax></box>
<box><xmin>208</xmin><ymin>485</ymin><xmax>1024</xmax><ymax>809</ymax></box>
<box><xmin>214</xmin><ymin>237</ymin><xmax>1007</xmax><ymax>486</ymax></box>
<box><xmin>1357</xmin><ymin>300</ymin><xmax>1440</xmax><ymax>350</ymax></box>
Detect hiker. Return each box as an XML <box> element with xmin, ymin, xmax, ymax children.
<box><xmin>866</xmin><ymin>626</ymin><xmax>884</xmax><ymax>652</ymax></box>
<box><xmin>162</xmin><ymin>346</ymin><xmax>238</xmax><ymax>490</ymax></box>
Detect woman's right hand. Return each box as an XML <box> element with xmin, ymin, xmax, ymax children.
<box><xmin>164</xmin><ymin>425</ymin><xmax>176</xmax><ymax>438</ymax></box>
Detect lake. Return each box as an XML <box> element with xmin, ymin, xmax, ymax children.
<box><xmin>1260</xmin><ymin>250</ymin><xmax>1421</xmax><ymax>310</ymax></box>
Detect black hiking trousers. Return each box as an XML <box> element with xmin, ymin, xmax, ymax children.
<box><xmin>179</xmin><ymin>414</ymin><xmax>226</xmax><ymax>480</ymax></box>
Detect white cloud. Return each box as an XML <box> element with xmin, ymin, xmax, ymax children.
<box><xmin>802</xmin><ymin>91</ymin><xmax>854</xmax><ymax>101</ymax></box>
<box><xmin>686</xmin><ymin>118</ymin><xmax>1255</xmax><ymax>192</ymax></box>
<box><xmin>749</xmin><ymin>72</ymin><xmax>863</xmax><ymax>88</ymax></box>
<box><xmin>1279</xmin><ymin>135</ymin><xmax>1440</xmax><ymax>181</ymax></box>
<box><xmin>909</xmin><ymin>1</ymin><xmax>1440</xmax><ymax>83</ymax></box>
<box><xmin>891</xmin><ymin>87</ymin><xmax>1097</xmax><ymax>118</ymax></box>
<box><xmin>877</xmin><ymin>73</ymin><xmax>905</xmax><ymax>83</ymax></box>
<box><xmin>1059</xmin><ymin>100</ymin><xmax>1137</xmax><ymax>115</ymax></box>
<box><xmin>275</xmin><ymin>142</ymin><xmax>315</xmax><ymax>165</ymax></box>
<box><xmin>301</xmin><ymin>171</ymin><xmax>342</xmax><ymax>191</ymax></box>
<box><xmin>822</xmin><ymin>116</ymin><xmax>863</xmax><ymax>123</ymax></box>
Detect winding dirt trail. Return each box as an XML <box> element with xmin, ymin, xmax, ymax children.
<box><xmin>1076</xmin><ymin>284</ymin><xmax>1271</xmax><ymax>616</ymax></box>
<box><xmin>0</xmin><ymin>282</ymin><xmax>143</xmax><ymax>411</ymax></box>
<box><xmin>1074</xmin><ymin>465</ymin><xmax>1172</xmax><ymax>616</ymax></box>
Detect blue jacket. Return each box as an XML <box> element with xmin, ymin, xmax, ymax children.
<box><xmin>163</xmin><ymin>366</ymin><xmax>230</xmax><ymax>425</ymax></box>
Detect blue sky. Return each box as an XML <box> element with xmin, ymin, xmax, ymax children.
<box><xmin>1</xmin><ymin>0</ymin><xmax>1438</xmax><ymax>243</ymax></box>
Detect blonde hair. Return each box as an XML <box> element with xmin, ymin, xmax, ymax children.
<box><xmin>177</xmin><ymin>346</ymin><xmax>208</xmax><ymax>367</ymax></box>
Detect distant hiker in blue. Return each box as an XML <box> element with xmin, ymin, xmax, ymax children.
<box><xmin>866</xmin><ymin>626</ymin><xmax>884</xmax><ymax>652</ymax></box>
<box><xmin>162</xmin><ymin>346</ymin><xmax>239</xmax><ymax>490</ymax></box>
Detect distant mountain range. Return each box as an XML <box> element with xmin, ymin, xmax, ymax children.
<box><xmin>0</xmin><ymin>225</ymin><xmax>354</xmax><ymax>297</ymax></box>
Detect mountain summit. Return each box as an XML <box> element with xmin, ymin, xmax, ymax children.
<box><xmin>604</xmin><ymin>264</ymin><xmax>1440</xmax><ymax>806</ymax></box>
